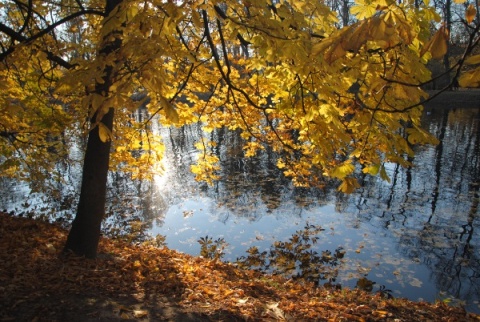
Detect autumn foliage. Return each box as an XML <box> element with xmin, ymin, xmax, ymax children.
<box><xmin>1</xmin><ymin>0</ymin><xmax>479</xmax><ymax>191</ymax></box>
<box><xmin>1</xmin><ymin>0</ymin><xmax>480</xmax><ymax>256</ymax></box>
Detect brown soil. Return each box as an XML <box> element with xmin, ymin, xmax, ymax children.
<box><xmin>1</xmin><ymin>213</ymin><xmax>479</xmax><ymax>321</ymax></box>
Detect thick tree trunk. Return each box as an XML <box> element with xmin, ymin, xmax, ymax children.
<box><xmin>63</xmin><ymin>0</ymin><xmax>123</xmax><ymax>258</ymax></box>
<box><xmin>63</xmin><ymin>108</ymin><xmax>115</xmax><ymax>258</ymax></box>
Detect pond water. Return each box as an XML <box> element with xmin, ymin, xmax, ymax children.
<box><xmin>1</xmin><ymin>105</ymin><xmax>479</xmax><ymax>313</ymax></box>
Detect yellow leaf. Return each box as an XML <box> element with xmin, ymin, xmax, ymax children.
<box><xmin>311</xmin><ymin>37</ymin><xmax>335</xmax><ymax>57</ymax></box>
<box><xmin>362</xmin><ymin>164</ymin><xmax>380</xmax><ymax>175</ymax></box>
<box><xmin>338</xmin><ymin>177</ymin><xmax>360</xmax><ymax>193</ymax></box>
<box><xmin>421</xmin><ymin>25</ymin><xmax>449</xmax><ymax>59</ymax></box>
<box><xmin>432</xmin><ymin>26</ymin><xmax>449</xmax><ymax>58</ymax></box>
<box><xmin>466</xmin><ymin>4</ymin><xmax>476</xmax><ymax>24</ymax></box>
<box><xmin>392</xmin><ymin>84</ymin><xmax>409</xmax><ymax>99</ymax></box>
<box><xmin>160</xmin><ymin>96</ymin><xmax>179</xmax><ymax>123</ymax></box>
<box><xmin>458</xmin><ymin>69</ymin><xmax>480</xmax><ymax>87</ymax></box>
<box><xmin>379</xmin><ymin>165</ymin><xmax>390</xmax><ymax>182</ymax></box>
<box><xmin>454</xmin><ymin>0</ymin><xmax>466</xmax><ymax>3</ymax></box>
<box><xmin>465</xmin><ymin>54</ymin><xmax>480</xmax><ymax>65</ymax></box>
<box><xmin>98</xmin><ymin>122</ymin><xmax>112</xmax><ymax>143</ymax></box>
<box><xmin>191</xmin><ymin>10</ymin><xmax>202</xmax><ymax>28</ymax></box>
<box><xmin>91</xmin><ymin>93</ymin><xmax>105</xmax><ymax>113</ymax></box>
<box><xmin>126</xmin><ymin>5</ymin><xmax>139</xmax><ymax>21</ymax></box>
<box><xmin>331</xmin><ymin>161</ymin><xmax>355</xmax><ymax>179</ymax></box>
<box><xmin>369</xmin><ymin>16</ymin><xmax>387</xmax><ymax>41</ymax></box>
<box><xmin>325</xmin><ymin>41</ymin><xmax>346</xmax><ymax>64</ymax></box>
<box><xmin>373</xmin><ymin>310</ymin><xmax>389</xmax><ymax>317</ymax></box>
<box><xmin>407</xmin><ymin>126</ymin><xmax>439</xmax><ymax>145</ymax></box>
<box><xmin>343</xmin><ymin>20</ymin><xmax>369</xmax><ymax>53</ymax></box>
<box><xmin>133</xmin><ymin>310</ymin><xmax>148</xmax><ymax>318</ymax></box>
<box><xmin>350</xmin><ymin>0</ymin><xmax>378</xmax><ymax>20</ymax></box>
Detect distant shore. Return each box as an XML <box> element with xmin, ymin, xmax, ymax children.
<box><xmin>423</xmin><ymin>89</ymin><xmax>480</xmax><ymax>108</ymax></box>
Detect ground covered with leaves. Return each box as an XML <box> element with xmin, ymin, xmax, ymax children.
<box><xmin>1</xmin><ymin>213</ymin><xmax>479</xmax><ymax>321</ymax></box>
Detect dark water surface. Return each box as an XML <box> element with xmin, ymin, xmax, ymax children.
<box><xmin>2</xmin><ymin>105</ymin><xmax>479</xmax><ymax>313</ymax></box>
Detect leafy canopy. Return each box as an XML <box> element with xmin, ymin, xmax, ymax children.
<box><xmin>1</xmin><ymin>0</ymin><xmax>478</xmax><ymax>192</ymax></box>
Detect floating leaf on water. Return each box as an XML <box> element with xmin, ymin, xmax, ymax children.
<box><xmin>183</xmin><ymin>210</ymin><xmax>194</xmax><ymax>218</ymax></box>
<box><xmin>409</xmin><ymin>277</ymin><xmax>423</xmax><ymax>288</ymax></box>
<box><xmin>356</xmin><ymin>277</ymin><xmax>375</xmax><ymax>292</ymax></box>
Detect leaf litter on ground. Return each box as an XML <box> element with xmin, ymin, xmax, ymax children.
<box><xmin>0</xmin><ymin>212</ymin><xmax>479</xmax><ymax>321</ymax></box>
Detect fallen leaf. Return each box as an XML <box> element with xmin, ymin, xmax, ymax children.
<box><xmin>133</xmin><ymin>309</ymin><xmax>148</xmax><ymax>318</ymax></box>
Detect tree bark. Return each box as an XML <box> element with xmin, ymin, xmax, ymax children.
<box><xmin>63</xmin><ymin>108</ymin><xmax>115</xmax><ymax>258</ymax></box>
<box><xmin>63</xmin><ymin>0</ymin><xmax>123</xmax><ymax>258</ymax></box>
<box><xmin>443</xmin><ymin>0</ymin><xmax>452</xmax><ymax>86</ymax></box>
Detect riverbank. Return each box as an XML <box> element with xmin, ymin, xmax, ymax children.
<box><xmin>424</xmin><ymin>89</ymin><xmax>480</xmax><ymax>109</ymax></box>
<box><xmin>0</xmin><ymin>212</ymin><xmax>478</xmax><ymax>321</ymax></box>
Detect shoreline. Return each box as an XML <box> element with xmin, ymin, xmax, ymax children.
<box><xmin>423</xmin><ymin>89</ymin><xmax>480</xmax><ymax>108</ymax></box>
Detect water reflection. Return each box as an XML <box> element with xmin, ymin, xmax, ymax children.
<box><xmin>344</xmin><ymin>109</ymin><xmax>480</xmax><ymax>311</ymax></box>
<box><xmin>339</xmin><ymin>106</ymin><xmax>480</xmax><ymax>311</ymax></box>
<box><xmin>152</xmin><ymin>106</ymin><xmax>480</xmax><ymax>313</ymax></box>
<box><xmin>235</xmin><ymin>223</ymin><xmax>345</xmax><ymax>287</ymax></box>
<box><xmin>1</xmin><ymin>106</ymin><xmax>479</xmax><ymax>313</ymax></box>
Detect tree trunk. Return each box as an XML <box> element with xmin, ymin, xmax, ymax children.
<box><xmin>63</xmin><ymin>108</ymin><xmax>115</xmax><ymax>258</ymax></box>
<box><xmin>443</xmin><ymin>0</ymin><xmax>452</xmax><ymax>86</ymax></box>
<box><xmin>63</xmin><ymin>0</ymin><xmax>123</xmax><ymax>258</ymax></box>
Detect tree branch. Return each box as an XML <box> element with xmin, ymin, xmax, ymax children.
<box><xmin>0</xmin><ymin>8</ymin><xmax>104</xmax><ymax>68</ymax></box>
<box><xmin>203</xmin><ymin>9</ymin><xmax>297</xmax><ymax>152</ymax></box>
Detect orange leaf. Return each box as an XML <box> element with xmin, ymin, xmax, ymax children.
<box><xmin>466</xmin><ymin>4</ymin><xmax>476</xmax><ymax>24</ymax></box>
<box><xmin>421</xmin><ymin>25</ymin><xmax>449</xmax><ymax>59</ymax></box>
<box><xmin>325</xmin><ymin>41</ymin><xmax>346</xmax><ymax>64</ymax></box>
